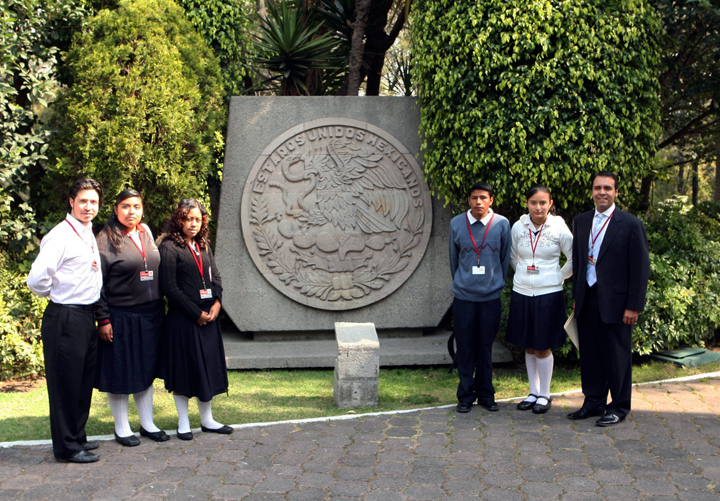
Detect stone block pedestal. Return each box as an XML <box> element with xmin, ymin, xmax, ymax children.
<box><xmin>334</xmin><ymin>322</ymin><xmax>379</xmax><ymax>408</ymax></box>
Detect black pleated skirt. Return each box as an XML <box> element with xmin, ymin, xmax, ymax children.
<box><xmin>95</xmin><ymin>300</ymin><xmax>164</xmax><ymax>394</ymax></box>
<box><xmin>505</xmin><ymin>290</ymin><xmax>568</xmax><ymax>350</ymax></box>
<box><xmin>163</xmin><ymin>306</ymin><xmax>228</xmax><ymax>401</ymax></box>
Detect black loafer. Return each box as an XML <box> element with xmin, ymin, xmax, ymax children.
<box><xmin>596</xmin><ymin>413</ymin><xmax>624</xmax><ymax>427</ymax></box>
<box><xmin>478</xmin><ymin>400</ymin><xmax>499</xmax><ymax>412</ymax></box>
<box><xmin>176</xmin><ymin>430</ymin><xmax>193</xmax><ymax>441</ymax></box>
<box><xmin>567</xmin><ymin>408</ymin><xmax>604</xmax><ymax>420</ymax></box>
<box><xmin>456</xmin><ymin>401</ymin><xmax>473</xmax><ymax>413</ymax></box>
<box><xmin>201</xmin><ymin>424</ymin><xmax>234</xmax><ymax>434</ymax></box>
<box><xmin>532</xmin><ymin>396</ymin><xmax>552</xmax><ymax>414</ymax></box>
<box><xmin>140</xmin><ymin>427</ymin><xmax>170</xmax><ymax>442</ymax></box>
<box><xmin>82</xmin><ymin>440</ymin><xmax>100</xmax><ymax>451</ymax></box>
<box><xmin>516</xmin><ymin>394</ymin><xmax>538</xmax><ymax>411</ymax></box>
<box><xmin>58</xmin><ymin>450</ymin><xmax>99</xmax><ymax>463</ymax></box>
<box><xmin>114</xmin><ymin>432</ymin><xmax>140</xmax><ymax>447</ymax></box>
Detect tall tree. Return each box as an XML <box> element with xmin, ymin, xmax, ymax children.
<box><xmin>411</xmin><ymin>0</ymin><xmax>662</xmax><ymax>218</ymax></box>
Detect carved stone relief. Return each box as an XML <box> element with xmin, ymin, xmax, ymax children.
<box><xmin>241</xmin><ymin>118</ymin><xmax>433</xmax><ymax>310</ymax></box>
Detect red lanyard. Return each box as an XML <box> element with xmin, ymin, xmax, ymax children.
<box><xmin>127</xmin><ymin>230</ymin><xmax>147</xmax><ymax>271</ymax></box>
<box><xmin>187</xmin><ymin>241</ymin><xmax>206</xmax><ymax>288</ymax></box>
<box><xmin>528</xmin><ymin>222</ymin><xmax>545</xmax><ymax>263</ymax></box>
<box><xmin>66</xmin><ymin>219</ymin><xmax>94</xmax><ymax>253</ymax></box>
<box><xmin>589</xmin><ymin>211</ymin><xmax>614</xmax><ymax>256</ymax></box>
<box><xmin>466</xmin><ymin>212</ymin><xmax>495</xmax><ymax>265</ymax></box>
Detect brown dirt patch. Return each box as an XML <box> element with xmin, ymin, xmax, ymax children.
<box><xmin>0</xmin><ymin>377</ymin><xmax>45</xmax><ymax>393</ymax></box>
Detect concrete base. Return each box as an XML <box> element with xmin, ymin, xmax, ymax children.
<box><xmin>223</xmin><ymin>328</ymin><xmax>513</xmax><ymax>369</ymax></box>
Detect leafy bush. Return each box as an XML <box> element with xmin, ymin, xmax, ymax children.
<box><xmin>42</xmin><ymin>0</ymin><xmax>225</xmax><ymax>234</ymax></box>
<box><xmin>0</xmin><ymin>253</ymin><xmax>46</xmax><ymax>380</ymax></box>
<box><xmin>410</xmin><ymin>0</ymin><xmax>662</xmax><ymax>217</ymax></box>
<box><xmin>635</xmin><ymin>197</ymin><xmax>720</xmax><ymax>354</ymax></box>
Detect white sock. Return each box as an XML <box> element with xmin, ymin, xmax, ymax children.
<box><xmin>197</xmin><ymin>398</ymin><xmax>223</xmax><ymax>429</ymax></box>
<box><xmin>173</xmin><ymin>394</ymin><xmax>191</xmax><ymax>434</ymax></box>
<box><xmin>133</xmin><ymin>385</ymin><xmax>160</xmax><ymax>433</ymax></box>
<box><xmin>537</xmin><ymin>353</ymin><xmax>554</xmax><ymax>399</ymax></box>
<box><xmin>525</xmin><ymin>352</ymin><xmax>539</xmax><ymax>400</ymax></box>
<box><xmin>107</xmin><ymin>393</ymin><xmax>133</xmax><ymax>437</ymax></box>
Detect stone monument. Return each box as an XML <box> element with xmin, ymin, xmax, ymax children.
<box><xmin>216</xmin><ymin>97</ymin><xmax>453</xmax><ymax>337</ymax></box>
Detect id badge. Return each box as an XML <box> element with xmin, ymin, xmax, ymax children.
<box><xmin>139</xmin><ymin>270</ymin><xmax>154</xmax><ymax>281</ymax></box>
<box><xmin>472</xmin><ymin>266</ymin><xmax>486</xmax><ymax>275</ymax></box>
<box><xmin>587</xmin><ymin>255</ymin><xmax>596</xmax><ymax>266</ymax></box>
<box><xmin>91</xmin><ymin>261</ymin><xmax>99</xmax><ymax>272</ymax></box>
<box><xmin>526</xmin><ymin>265</ymin><xmax>539</xmax><ymax>274</ymax></box>
<box><xmin>200</xmin><ymin>288</ymin><xmax>213</xmax><ymax>299</ymax></box>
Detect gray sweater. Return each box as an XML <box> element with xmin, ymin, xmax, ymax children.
<box><xmin>449</xmin><ymin>209</ymin><xmax>511</xmax><ymax>302</ymax></box>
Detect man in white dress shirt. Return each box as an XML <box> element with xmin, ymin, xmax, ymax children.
<box><xmin>28</xmin><ymin>178</ymin><xmax>104</xmax><ymax>463</ymax></box>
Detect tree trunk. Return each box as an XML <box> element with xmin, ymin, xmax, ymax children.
<box><xmin>714</xmin><ymin>156</ymin><xmax>720</xmax><ymax>202</ymax></box>
<box><xmin>677</xmin><ymin>164</ymin><xmax>685</xmax><ymax>194</ymax></box>
<box><xmin>346</xmin><ymin>0</ymin><xmax>373</xmax><ymax>96</ymax></box>
<box><xmin>692</xmin><ymin>159</ymin><xmax>699</xmax><ymax>205</ymax></box>
<box><xmin>638</xmin><ymin>175</ymin><xmax>652</xmax><ymax>211</ymax></box>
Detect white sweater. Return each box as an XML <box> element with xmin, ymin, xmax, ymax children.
<box><xmin>510</xmin><ymin>214</ymin><xmax>573</xmax><ymax>297</ymax></box>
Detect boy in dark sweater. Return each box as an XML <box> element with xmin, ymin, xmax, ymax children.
<box><xmin>449</xmin><ymin>182</ymin><xmax>511</xmax><ymax>413</ymax></box>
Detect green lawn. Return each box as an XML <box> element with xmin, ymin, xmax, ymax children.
<box><xmin>1</xmin><ymin>357</ymin><xmax>719</xmax><ymax>443</ymax></box>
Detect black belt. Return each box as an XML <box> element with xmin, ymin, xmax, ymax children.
<box><xmin>50</xmin><ymin>301</ymin><xmax>96</xmax><ymax>312</ymax></box>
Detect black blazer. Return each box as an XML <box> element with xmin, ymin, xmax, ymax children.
<box><xmin>159</xmin><ymin>239</ymin><xmax>223</xmax><ymax>322</ymax></box>
<box><xmin>572</xmin><ymin>208</ymin><xmax>650</xmax><ymax>324</ymax></box>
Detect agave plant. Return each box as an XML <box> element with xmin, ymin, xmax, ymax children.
<box><xmin>252</xmin><ymin>0</ymin><xmax>341</xmax><ymax>95</ymax></box>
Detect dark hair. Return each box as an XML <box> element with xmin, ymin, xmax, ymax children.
<box><xmin>165</xmin><ymin>198</ymin><xmax>210</xmax><ymax>250</ymax></box>
<box><xmin>590</xmin><ymin>171</ymin><xmax>619</xmax><ymax>190</ymax></box>
<box><xmin>467</xmin><ymin>181</ymin><xmax>493</xmax><ymax>198</ymax></box>
<box><xmin>526</xmin><ymin>184</ymin><xmax>556</xmax><ymax>216</ymax></box>
<box><xmin>67</xmin><ymin>178</ymin><xmax>103</xmax><ymax>212</ymax></box>
<box><xmin>100</xmin><ymin>189</ymin><xmax>143</xmax><ymax>251</ymax></box>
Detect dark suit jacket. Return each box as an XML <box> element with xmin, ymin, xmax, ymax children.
<box><xmin>572</xmin><ymin>208</ymin><xmax>650</xmax><ymax>324</ymax></box>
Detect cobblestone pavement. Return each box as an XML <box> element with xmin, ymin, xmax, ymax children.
<box><xmin>1</xmin><ymin>376</ymin><xmax>718</xmax><ymax>500</ymax></box>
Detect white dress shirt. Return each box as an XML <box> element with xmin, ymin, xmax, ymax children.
<box><xmin>586</xmin><ymin>203</ymin><xmax>616</xmax><ymax>286</ymax></box>
<box><xmin>27</xmin><ymin>214</ymin><xmax>103</xmax><ymax>305</ymax></box>
<box><xmin>466</xmin><ymin>208</ymin><xmax>494</xmax><ymax>226</ymax></box>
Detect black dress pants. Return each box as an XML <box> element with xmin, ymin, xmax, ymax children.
<box><xmin>42</xmin><ymin>302</ymin><xmax>98</xmax><ymax>459</ymax></box>
<box><xmin>577</xmin><ymin>285</ymin><xmax>633</xmax><ymax>418</ymax></box>
<box><xmin>453</xmin><ymin>297</ymin><xmax>501</xmax><ymax>404</ymax></box>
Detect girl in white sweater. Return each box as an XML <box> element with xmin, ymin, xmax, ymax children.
<box><xmin>507</xmin><ymin>185</ymin><xmax>573</xmax><ymax>414</ymax></box>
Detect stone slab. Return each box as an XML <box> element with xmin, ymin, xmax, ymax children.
<box><xmin>216</xmin><ymin>97</ymin><xmax>453</xmax><ymax>333</ymax></box>
<box><xmin>335</xmin><ymin>322</ymin><xmax>380</xmax><ymax>380</ymax></box>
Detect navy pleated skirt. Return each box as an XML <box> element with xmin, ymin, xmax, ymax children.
<box><xmin>163</xmin><ymin>305</ymin><xmax>228</xmax><ymax>402</ymax></box>
<box><xmin>95</xmin><ymin>300</ymin><xmax>164</xmax><ymax>394</ymax></box>
<box><xmin>505</xmin><ymin>290</ymin><xmax>568</xmax><ymax>350</ymax></box>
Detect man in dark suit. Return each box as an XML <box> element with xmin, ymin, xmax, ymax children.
<box><xmin>568</xmin><ymin>171</ymin><xmax>650</xmax><ymax>426</ymax></box>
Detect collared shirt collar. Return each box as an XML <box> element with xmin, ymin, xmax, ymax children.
<box><xmin>65</xmin><ymin>213</ymin><xmax>93</xmax><ymax>233</ymax></box>
<box><xmin>466</xmin><ymin>208</ymin><xmax>494</xmax><ymax>226</ymax></box>
<box><xmin>521</xmin><ymin>213</ymin><xmax>553</xmax><ymax>228</ymax></box>
<box><xmin>594</xmin><ymin>203</ymin><xmax>616</xmax><ymax>218</ymax></box>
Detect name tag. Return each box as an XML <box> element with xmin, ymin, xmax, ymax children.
<box><xmin>526</xmin><ymin>265</ymin><xmax>539</xmax><ymax>274</ymax></box>
<box><xmin>587</xmin><ymin>256</ymin><xmax>596</xmax><ymax>266</ymax></box>
<box><xmin>140</xmin><ymin>271</ymin><xmax>154</xmax><ymax>281</ymax></box>
<box><xmin>472</xmin><ymin>266</ymin><xmax>485</xmax><ymax>275</ymax></box>
<box><xmin>91</xmin><ymin>261</ymin><xmax>99</xmax><ymax>272</ymax></box>
<box><xmin>200</xmin><ymin>288</ymin><xmax>213</xmax><ymax>299</ymax></box>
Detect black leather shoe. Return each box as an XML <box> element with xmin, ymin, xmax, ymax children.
<box><xmin>478</xmin><ymin>400</ymin><xmax>499</xmax><ymax>412</ymax></box>
<box><xmin>58</xmin><ymin>450</ymin><xmax>99</xmax><ymax>463</ymax></box>
<box><xmin>114</xmin><ymin>432</ymin><xmax>140</xmax><ymax>447</ymax></box>
<box><xmin>596</xmin><ymin>413</ymin><xmax>624</xmax><ymax>427</ymax></box>
<box><xmin>82</xmin><ymin>440</ymin><xmax>100</xmax><ymax>451</ymax></box>
<box><xmin>516</xmin><ymin>394</ymin><xmax>538</xmax><ymax>411</ymax></box>
<box><xmin>140</xmin><ymin>427</ymin><xmax>170</xmax><ymax>442</ymax></box>
<box><xmin>567</xmin><ymin>408</ymin><xmax>603</xmax><ymax>420</ymax></box>
<box><xmin>456</xmin><ymin>401</ymin><xmax>473</xmax><ymax>413</ymax></box>
<box><xmin>201</xmin><ymin>425</ymin><xmax>234</xmax><ymax>434</ymax></box>
<box><xmin>532</xmin><ymin>396</ymin><xmax>552</xmax><ymax>414</ymax></box>
<box><xmin>176</xmin><ymin>430</ymin><xmax>193</xmax><ymax>441</ymax></box>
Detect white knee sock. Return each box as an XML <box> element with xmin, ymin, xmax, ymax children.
<box><xmin>133</xmin><ymin>385</ymin><xmax>160</xmax><ymax>433</ymax></box>
<box><xmin>107</xmin><ymin>393</ymin><xmax>133</xmax><ymax>437</ymax></box>
<box><xmin>525</xmin><ymin>352</ymin><xmax>539</xmax><ymax>399</ymax></box>
<box><xmin>537</xmin><ymin>353</ymin><xmax>554</xmax><ymax>398</ymax></box>
<box><xmin>173</xmin><ymin>394</ymin><xmax>191</xmax><ymax>434</ymax></box>
<box><xmin>197</xmin><ymin>398</ymin><xmax>223</xmax><ymax>430</ymax></box>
